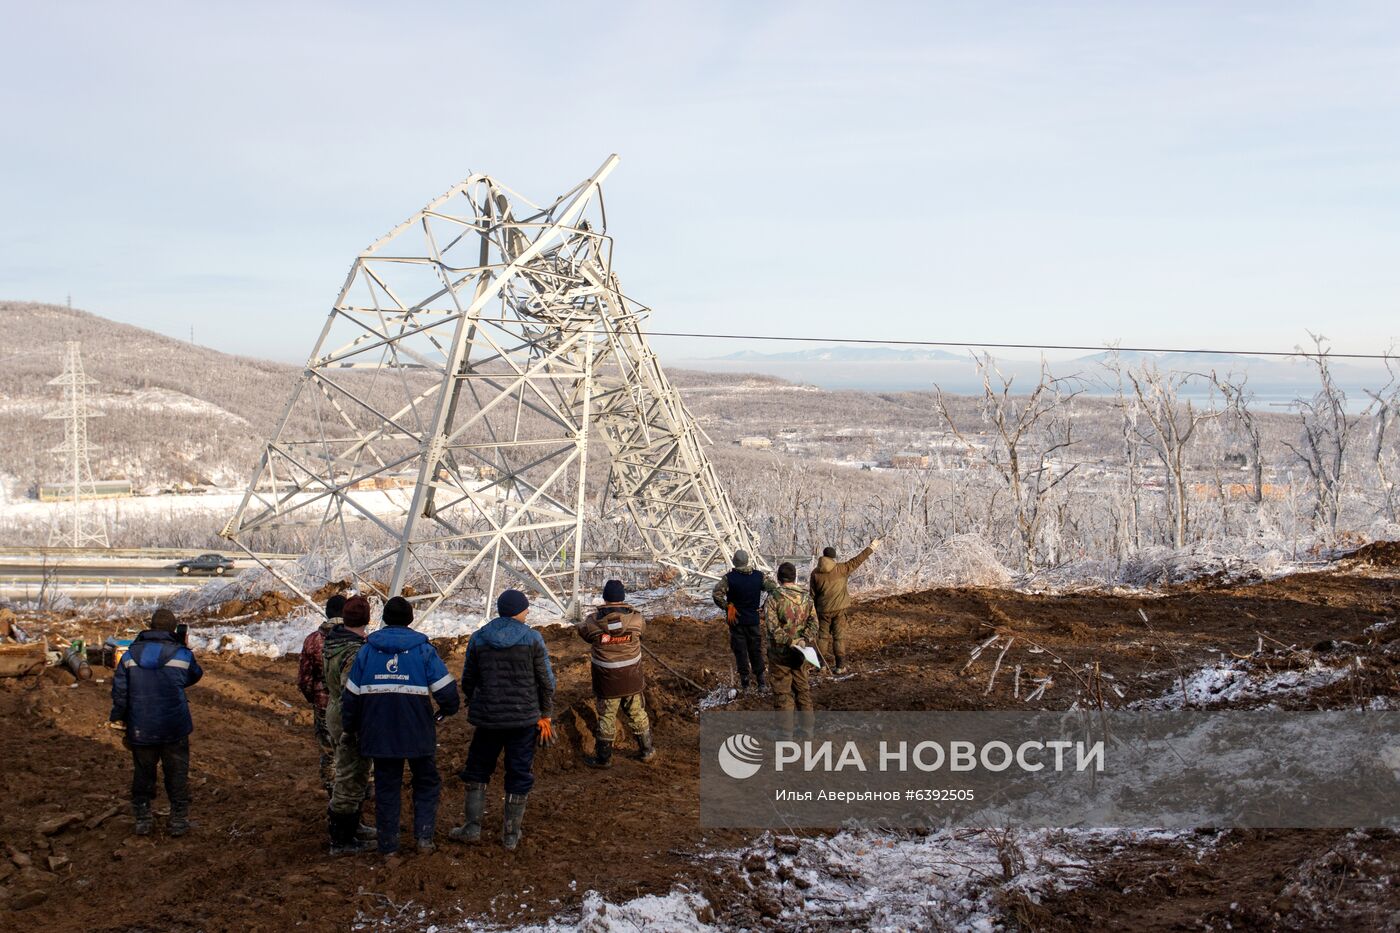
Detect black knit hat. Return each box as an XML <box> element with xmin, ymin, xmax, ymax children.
<box><xmin>325</xmin><ymin>593</ymin><xmax>347</xmax><ymax>620</ymax></box>
<box><xmin>497</xmin><ymin>589</ymin><xmax>529</xmax><ymax>618</ymax></box>
<box><xmin>383</xmin><ymin>595</ymin><xmax>414</xmax><ymax>627</ymax></box>
<box><xmin>602</xmin><ymin>579</ymin><xmax>626</xmax><ymax>603</ymax></box>
<box><xmin>822</xmin><ymin>547</ymin><xmax>837</xmax><ymax>559</ymax></box>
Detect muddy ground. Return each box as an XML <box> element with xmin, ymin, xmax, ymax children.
<box><xmin>2</xmin><ymin>557</ymin><xmax>1398</xmax><ymax>931</ymax></box>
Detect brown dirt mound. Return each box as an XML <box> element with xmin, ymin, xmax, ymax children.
<box><xmin>1345</xmin><ymin>539</ymin><xmax>1400</xmax><ymax>567</ymax></box>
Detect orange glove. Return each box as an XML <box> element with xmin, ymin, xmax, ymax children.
<box><xmin>537</xmin><ymin>717</ymin><xmax>555</xmax><ymax>747</ymax></box>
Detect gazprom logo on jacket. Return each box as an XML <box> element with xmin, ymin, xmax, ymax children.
<box><xmin>386</xmin><ymin>654</ymin><xmax>399</xmax><ymax>674</ymax></box>
<box><xmin>718</xmin><ymin>733</ymin><xmax>764</xmax><ymax>780</ymax></box>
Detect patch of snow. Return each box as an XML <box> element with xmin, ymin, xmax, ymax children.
<box><xmin>188</xmin><ymin>610</ymin><xmax>486</xmax><ymax>657</ymax></box>
<box><xmin>1135</xmin><ymin>658</ymin><xmax>1352</xmax><ymax>710</ymax></box>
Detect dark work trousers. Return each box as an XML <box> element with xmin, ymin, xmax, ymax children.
<box><xmin>130</xmin><ymin>737</ymin><xmax>190</xmax><ymax>808</ymax></box>
<box><xmin>728</xmin><ymin>624</ymin><xmax>765</xmax><ymax>685</ymax></box>
<box><xmin>372</xmin><ymin>756</ymin><xmax>441</xmax><ymax>852</ymax></box>
<box><xmin>461</xmin><ymin>725</ymin><xmax>538</xmax><ymax>795</ymax></box>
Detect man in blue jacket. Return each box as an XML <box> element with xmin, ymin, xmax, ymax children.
<box><xmin>341</xmin><ymin>596</ymin><xmax>459</xmax><ymax>855</ymax></box>
<box><xmin>450</xmin><ymin>589</ymin><xmax>555</xmax><ymax>851</ymax></box>
<box><xmin>109</xmin><ymin>607</ymin><xmax>204</xmax><ymax>837</ymax></box>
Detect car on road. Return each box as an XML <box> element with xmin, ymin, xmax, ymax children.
<box><xmin>175</xmin><ymin>553</ymin><xmax>235</xmax><ymax>575</ymax></box>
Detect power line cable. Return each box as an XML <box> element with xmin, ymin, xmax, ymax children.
<box><xmin>457</xmin><ymin>317</ymin><xmax>1395</xmax><ymax>361</ymax></box>
<box><xmin>632</xmin><ymin>330</ymin><xmax>1393</xmax><ymax>362</ymax></box>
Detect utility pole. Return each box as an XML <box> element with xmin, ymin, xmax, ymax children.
<box><xmin>45</xmin><ymin>342</ymin><xmax>109</xmax><ymax>547</ymax></box>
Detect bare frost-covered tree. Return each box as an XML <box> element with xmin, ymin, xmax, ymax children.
<box><xmin>1284</xmin><ymin>334</ymin><xmax>1359</xmax><ymax>542</ymax></box>
<box><xmin>1110</xmin><ymin>360</ymin><xmax>1222</xmax><ymax>548</ymax></box>
<box><xmin>1216</xmin><ymin>373</ymin><xmax>1265</xmax><ymax>506</ymax></box>
<box><xmin>1364</xmin><ymin>351</ymin><xmax>1400</xmax><ymax>524</ymax></box>
<box><xmin>934</xmin><ymin>355</ymin><xmax>1079</xmax><ymax>573</ymax></box>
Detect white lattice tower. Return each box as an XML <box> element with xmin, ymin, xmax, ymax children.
<box><xmin>46</xmin><ymin>341</ymin><xmax>109</xmax><ymax>547</ymax></box>
<box><xmin>222</xmin><ymin>155</ymin><xmax>760</xmax><ymax>618</ymax></box>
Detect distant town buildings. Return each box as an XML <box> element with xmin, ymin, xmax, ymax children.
<box><xmin>890</xmin><ymin>450</ymin><xmax>931</xmax><ymax>470</ymax></box>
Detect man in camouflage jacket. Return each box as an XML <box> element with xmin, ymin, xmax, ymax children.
<box><xmin>297</xmin><ymin>593</ymin><xmax>344</xmax><ymax>795</ymax></box>
<box><xmin>763</xmin><ymin>562</ymin><xmax>818</xmax><ymax>739</ymax></box>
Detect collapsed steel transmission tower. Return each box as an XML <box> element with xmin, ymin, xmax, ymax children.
<box><xmin>223</xmin><ymin>155</ymin><xmax>760</xmax><ymax>618</ymax></box>
<box><xmin>47</xmin><ymin>341</ymin><xmax>109</xmax><ymax>548</ymax></box>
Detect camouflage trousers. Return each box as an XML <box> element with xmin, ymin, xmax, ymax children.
<box><xmin>595</xmin><ymin>693</ymin><xmax>649</xmax><ymax>741</ymax></box>
<box><xmin>769</xmin><ymin>658</ymin><xmax>813</xmax><ymax>739</ymax></box>
<box><xmin>313</xmin><ymin>708</ymin><xmax>335</xmax><ymax>794</ymax></box>
<box><xmin>328</xmin><ymin>719</ymin><xmax>370</xmax><ymax>816</ymax></box>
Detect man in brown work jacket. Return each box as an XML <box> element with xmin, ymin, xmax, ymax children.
<box><xmin>576</xmin><ymin>579</ymin><xmax>654</xmax><ymax>768</ymax></box>
<box><xmin>809</xmin><ymin>539</ymin><xmax>880</xmax><ymax>675</ymax></box>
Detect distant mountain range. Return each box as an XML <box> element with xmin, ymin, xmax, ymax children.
<box><xmin>715</xmin><ymin>345</ymin><xmax>1275</xmax><ymax>370</ymax></box>
<box><xmin>689</xmin><ymin>344</ymin><xmax>1390</xmax><ymax>396</ymax></box>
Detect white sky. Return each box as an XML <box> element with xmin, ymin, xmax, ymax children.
<box><xmin>2</xmin><ymin>1</ymin><xmax>1398</xmax><ymax>363</ymax></box>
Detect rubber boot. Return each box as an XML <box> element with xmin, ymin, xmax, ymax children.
<box><xmin>133</xmin><ymin>801</ymin><xmax>153</xmax><ymax>836</ymax></box>
<box><xmin>634</xmin><ymin>731</ymin><xmax>656</xmax><ymax>763</ymax></box>
<box><xmin>355</xmin><ymin>818</ymin><xmax>378</xmax><ymax>841</ymax></box>
<box><xmin>502</xmin><ymin>793</ymin><xmax>528</xmax><ymax>851</ymax></box>
<box><xmin>329</xmin><ymin>810</ymin><xmax>374</xmax><ymax>856</ymax></box>
<box><xmin>583</xmin><ymin>739</ymin><xmax>613</xmax><ymax>770</ymax></box>
<box><xmin>448</xmin><ymin>783</ymin><xmax>485</xmax><ymax>844</ymax></box>
<box><xmin>757</xmin><ymin>674</ymin><xmax>770</xmax><ymax>694</ymax></box>
<box><xmin>168</xmin><ymin>801</ymin><xmax>190</xmax><ymax>837</ymax></box>
<box><xmin>416</xmin><ymin>835</ymin><xmax>436</xmax><ymax>854</ymax></box>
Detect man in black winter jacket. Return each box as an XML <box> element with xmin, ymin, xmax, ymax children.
<box><xmin>450</xmin><ymin>589</ymin><xmax>555</xmax><ymax>851</ymax></box>
<box><xmin>109</xmin><ymin>607</ymin><xmax>203</xmax><ymax>837</ymax></box>
<box><xmin>711</xmin><ymin>550</ymin><xmax>777</xmax><ymax>692</ymax></box>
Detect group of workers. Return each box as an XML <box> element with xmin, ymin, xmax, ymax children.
<box><xmin>106</xmin><ymin>542</ymin><xmax>876</xmax><ymax>852</ymax></box>
<box><xmin>712</xmin><ymin>541</ymin><xmax>878</xmax><ymax>737</ymax></box>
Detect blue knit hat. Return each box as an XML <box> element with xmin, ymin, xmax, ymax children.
<box><xmin>497</xmin><ymin>589</ymin><xmax>529</xmax><ymax>618</ymax></box>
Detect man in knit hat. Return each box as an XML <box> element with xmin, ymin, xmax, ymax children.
<box><xmin>451</xmin><ymin>589</ymin><xmax>555</xmax><ymax>851</ymax></box>
<box><xmin>576</xmin><ymin>579</ymin><xmax>653</xmax><ymax>769</ymax></box>
<box><xmin>298</xmin><ymin>593</ymin><xmax>345</xmax><ymax>796</ymax></box>
<box><xmin>711</xmin><ymin>550</ymin><xmax>777</xmax><ymax>693</ymax></box>
<box><xmin>324</xmin><ymin>594</ymin><xmax>376</xmax><ymax>855</ymax></box>
<box><xmin>109</xmin><ymin>606</ymin><xmax>203</xmax><ymax>837</ymax></box>
<box><xmin>810</xmin><ymin>539</ymin><xmax>880</xmax><ymax>676</ymax></box>
<box><xmin>343</xmin><ymin>595</ymin><xmax>460</xmax><ymax>855</ymax></box>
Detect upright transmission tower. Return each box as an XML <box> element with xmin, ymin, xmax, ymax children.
<box><xmin>223</xmin><ymin>155</ymin><xmax>760</xmax><ymax>618</ymax></box>
<box><xmin>46</xmin><ymin>341</ymin><xmax>109</xmax><ymax>547</ymax></box>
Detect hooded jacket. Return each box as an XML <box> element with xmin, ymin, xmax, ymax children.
<box><xmin>763</xmin><ymin>583</ymin><xmax>817</xmax><ymax>664</ymax></box>
<box><xmin>341</xmin><ymin>627</ymin><xmax>459</xmax><ymax>759</ymax></box>
<box><xmin>461</xmin><ymin>616</ymin><xmax>555</xmax><ymax>729</ymax></box>
<box><xmin>297</xmin><ymin>620</ymin><xmax>335</xmax><ymax>711</ymax></box>
<box><xmin>109</xmin><ymin>630</ymin><xmax>203</xmax><ymax>746</ymax></box>
<box><xmin>323</xmin><ymin>623</ymin><xmax>366</xmax><ymax>738</ymax></box>
<box><xmin>809</xmin><ymin>546</ymin><xmax>874</xmax><ymax>616</ymax></box>
<box><xmin>576</xmin><ymin>604</ymin><xmax>645</xmax><ymax>699</ymax></box>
